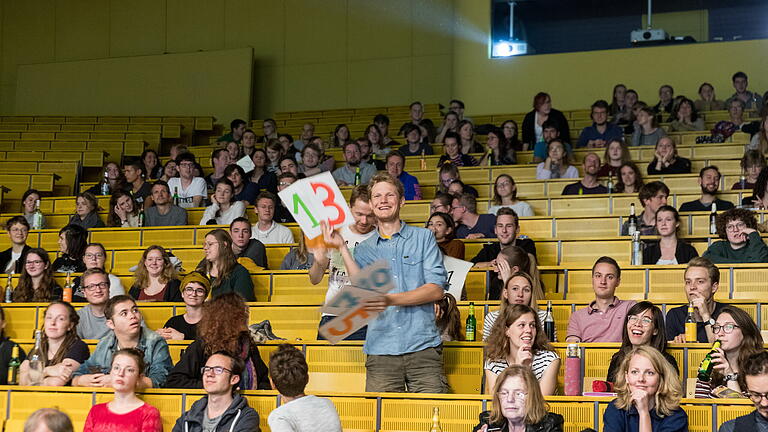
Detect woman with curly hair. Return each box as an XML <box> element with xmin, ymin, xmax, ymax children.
<box><xmin>14</xmin><ymin>248</ymin><xmax>61</xmax><ymax>302</ymax></box>
<box><xmin>603</xmin><ymin>345</ymin><xmax>687</xmax><ymax>431</ymax></box>
<box><xmin>19</xmin><ymin>301</ymin><xmax>89</xmax><ymax>386</ymax></box>
<box><xmin>165</xmin><ymin>292</ymin><xmax>270</xmax><ymax>389</ymax></box>
<box><xmin>703</xmin><ymin>207</ymin><xmax>768</xmax><ymax>263</ymax></box>
<box><xmin>484</xmin><ymin>304</ymin><xmax>559</xmax><ymax>396</ymax></box>
<box><xmin>195</xmin><ymin>229</ymin><xmax>254</xmax><ymax>301</ymax></box>
<box><xmin>129</xmin><ymin>246</ymin><xmax>181</xmax><ymax>302</ymax></box>
<box><xmin>614</xmin><ymin>162</ymin><xmax>644</xmax><ymax>194</ymax></box>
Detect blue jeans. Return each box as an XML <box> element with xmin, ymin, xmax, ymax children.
<box><xmin>317</xmin><ymin>315</ymin><xmax>368</xmax><ymax>341</ymax></box>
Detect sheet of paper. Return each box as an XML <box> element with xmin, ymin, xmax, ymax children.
<box><xmin>277</xmin><ymin>171</ymin><xmax>353</xmax><ymax>239</ymax></box>
<box><xmin>443</xmin><ymin>256</ymin><xmax>473</xmax><ymax>300</ymax></box>
<box><xmin>236</xmin><ymin>155</ymin><xmax>255</xmax><ymax>173</ymax></box>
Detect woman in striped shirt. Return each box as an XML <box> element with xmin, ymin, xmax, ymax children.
<box><xmin>484</xmin><ymin>304</ymin><xmax>560</xmax><ymax>396</ymax></box>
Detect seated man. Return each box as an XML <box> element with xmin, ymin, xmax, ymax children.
<box><xmin>218</xmin><ymin>119</ymin><xmax>247</xmax><ymax>143</ymax></box>
<box><xmin>168</xmin><ymin>153</ymin><xmax>207</xmax><ymax>209</ymax></box>
<box><xmin>725</xmin><ymin>71</ymin><xmax>764</xmax><ymax>112</ymax></box>
<box><xmin>332</xmin><ymin>140</ymin><xmax>377</xmax><ymax>186</ymax></box>
<box><xmin>451</xmin><ymin>193</ymin><xmax>496</xmax><ymax>239</ymax></box>
<box><xmin>620</xmin><ymin>181</ymin><xmax>670</xmax><ymax>235</ymax></box>
<box><xmin>229</xmin><ymin>217</ymin><xmax>267</xmax><ymax>269</ymax></box>
<box><xmin>0</xmin><ymin>216</ymin><xmax>31</xmax><ymax>274</ymax></box>
<box><xmin>274</xmin><ymin>173</ymin><xmax>297</xmax><ymax>223</ymax></box>
<box><xmin>359</xmin><ymin>136</ymin><xmax>385</xmax><ymax>170</ymax></box>
<box><xmin>267</xmin><ymin>344</ymin><xmax>342</xmax><ymax>431</ymax></box>
<box><xmin>385</xmin><ymin>150</ymin><xmax>421</xmax><ymax>200</ymax></box>
<box><xmin>171</xmin><ymin>351</ymin><xmax>260</xmax><ymax>432</ymax></box>
<box><xmin>251</xmin><ymin>192</ymin><xmax>294</xmax><ymax>245</ymax></box>
<box><xmin>577</xmin><ymin>100</ymin><xmax>624</xmax><ymax>148</ymax></box>
<box><xmin>703</xmin><ymin>208</ymin><xmax>768</xmax><ymax>263</ymax></box>
<box><xmin>76</xmin><ymin>268</ymin><xmax>112</xmax><ymax>340</ymax></box>
<box><xmin>718</xmin><ymin>351</ymin><xmax>768</xmax><ymax>432</ymax></box>
<box><xmin>679</xmin><ymin>166</ymin><xmax>735</xmax><ymax>212</ymax></box>
<box><xmin>566</xmin><ymin>257</ymin><xmax>636</xmax><ymax>343</ymax></box>
<box><xmin>532</xmin><ymin>120</ymin><xmax>570</xmax><ymax>163</ymax></box>
<box><xmin>665</xmin><ymin>257</ymin><xmax>726</xmax><ymax>343</ymax></box>
<box><xmin>144</xmin><ymin>181</ymin><xmax>188</xmax><ymax>227</ymax></box>
<box><xmin>204</xmin><ymin>148</ymin><xmax>232</xmax><ymax>191</ymax></box>
<box><xmin>561</xmin><ymin>153</ymin><xmax>608</xmax><ymax>195</ymax></box>
<box><xmin>470</xmin><ymin>208</ymin><xmax>536</xmax><ymax>299</ymax></box>
<box><xmin>72</xmin><ymin>295</ymin><xmax>172</xmax><ymax>388</ymax></box>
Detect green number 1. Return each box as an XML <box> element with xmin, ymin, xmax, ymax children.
<box><xmin>293</xmin><ymin>194</ymin><xmax>319</xmax><ymax>227</ymax></box>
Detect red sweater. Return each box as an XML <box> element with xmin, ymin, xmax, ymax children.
<box><xmin>83</xmin><ymin>402</ymin><xmax>162</xmax><ymax>432</ymax></box>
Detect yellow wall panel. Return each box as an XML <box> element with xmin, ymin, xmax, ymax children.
<box><xmin>412</xmin><ymin>0</ymin><xmax>455</xmax><ymax>56</ymax></box>
<box><xmin>284</xmin><ymin>0</ymin><xmax>347</xmax><ymax>65</ymax></box>
<box><xmin>284</xmin><ymin>61</ymin><xmax>347</xmax><ymax>111</ymax></box>
<box><xmin>348</xmin><ymin>57</ymin><xmax>412</xmax><ymax>108</ymax></box>
<box><xmin>253</xmin><ymin>65</ymin><xmax>286</xmax><ymax>120</ymax></box>
<box><xmin>224</xmin><ymin>0</ymin><xmax>285</xmax><ymax>66</ymax></box>
<box><xmin>166</xmin><ymin>0</ymin><xmax>226</xmax><ymax>52</ymax></box>
<box><xmin>641</xmin><ymin>10</ymin><xmax>709</xmax><ymax>43</ymax></box>
<box><xmin>413</xmin><ymin>54</ymin><xmax>452</xmax><ymax>103</ymax></box>
<box><xmin>54</xmin><ymin>0</ymin><xmax>110</xmax><ymax>61</ymax></box>
<box><xmin>109</xmin><ymin>0</ymin><xmax>167</xmax><ymax>57</ymax></box>
<box><xmin>348</xmin><ymin>0</ymin><xmax>412</xmax><ymax>60</ymax></box>
<box><xmin>1</xmin><ymin>0</ymin><xmax>56</xmax><ymax>84</ymax></box>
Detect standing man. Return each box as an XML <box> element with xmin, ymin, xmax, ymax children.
<box><xmin>171</xmin><ymin>352</ymin><xmax>261</xmax><ymax>432</ymax></box>
<box><xmin>577</xmin><ymin>100</ymin><xmax>624</xmax><ymax>148</ymax></box>
<box><xmin>323</xmin><ymin>173</ymin><xmax>447</xmax><ymax>393</ymax></box>
<box><xmin>309</xmin><ymin>186</ymin><xmax>376</xmax><ymax>340</ymax></box>
<box><xmin>666</xmin><ymin>257</ymin><xmax>726</xmax><ymax>343</ymax></box>
<box><xmin>566</xmin><ymin>257</ymin><xmax>636</xmax><ymax>343</ymax></box>
<box><xmin>561</xmin><ymin>153</ymin><xmax>608</xmax><ymax>195</ymax></box>
<box><xmin>679</xmin><ymin>166</ymin><xmax>735</xmax><ymax>212</ymax></box>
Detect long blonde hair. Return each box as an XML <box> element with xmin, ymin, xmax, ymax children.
<box><xmin>488</xmin><ymin>365</ymin><xmax>548</xmax><ymax>425</ymax></box>
<box><xmin>613</xmin><ymin>345</ymin><xmax>682</xmax><ymax>417</ymax></box>
<box><xmin>133</xmin><ymin>246</ymin><xmax>178</xmax><ymax>290</ymax></box>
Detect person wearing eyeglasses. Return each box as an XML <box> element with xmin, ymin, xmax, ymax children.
<box><xmin>76</xmin><ymin>268</ymin><xmax>112</xmax><ymax>340</ymax></box>
<box><xmin>719</xmin><ymin>350</ymin><xmax>768</xmax><ymax>432</ymax></box>
<box><xmin>70</xmin><ymin>243</ymin><xmax>126</xmax><ymax>302</ymax></box>
<box><xmin>171</xmin><ymin>351</ymin><xmax>260</xmax><ymax>432</ymax></box>
<box><xmin>73</xmin><ymin>295</ymin><xmax>172</xmax><ymax>388</ymax></box>
<box><xmin>83</xmin><ymin>348</ymin><xmax>162</xmax><ymax>432</ymax></box>
<box><xmin>12</xmin><ymin>248</ymin><xmax>61</xmax><ymax>302</ymax></box>
<box><xmin>158</xmin><ymin>272</ymin><xmax>209</xmax><ymax>341</ymax></box>
<box><xmin>703</xmin><ymin>208</ymin><xmax>768</xmax><ymax>263</ymax></box>
<box><xmin>0</xmin><ymin>216</ymin><xmax>31</xmax><ymax>274</ymax></box>
<box><xmin>694</xmin><ymin>305</ymin><xmax>763</xmax><ymax>399</ymax></box>
<box><xmin>473</xmin><ymin>364</ymin><xmax>564</xmax><ymax>432</ymax></box>
<box><xmin>605</xmin><ymin>302</ymin><xmax>678</xmax><ymax>385</ymax></box>
<box><xmin>603</xmin><ymin>345</ymin><xmax>687</xmax><ymax>432</ymax></box>
<box><xmin>167</xmin><ymin>153</ymin><xmax>207</xmax><ymax>209</ymax></box>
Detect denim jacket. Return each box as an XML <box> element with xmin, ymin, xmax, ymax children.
<box><xmin>73</xmin><ymin>327</ymin><xmax>172</xmax><ymax>387</ymax></box>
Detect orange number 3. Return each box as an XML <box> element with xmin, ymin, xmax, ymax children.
<box><xmin>311</xmin><ymin>182</ymin><xmax>346</xmax><ymax>226</ymax></box>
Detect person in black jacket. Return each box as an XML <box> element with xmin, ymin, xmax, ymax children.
<box><xmin>0</xmin><ymin>216</ymin><xmax>31</xmax><ymax>274</ymax></box>
<box><xmin>521</xmin><ymin>92</ymin><xmax>570</xmax><ymax>149</ymax></box>
<box><xmin>643</xmin><ymin>206</ymin><xmax>699</xmax><ymax>265</ymax></box>
<box><xmin>473</xmin><ymin>364</ymin><xmax>563</xmax><ymax>432</ymax></box>
<box><xmin>128</xmin><ymin>246</ymin><xmax>181</xmax><ymax>302</ymax></box>
<box><xmin>51</xmin><ymin>225</ymin><xmax>88</xmax><ymax>273</ymax></box>
<box><xmin>165</xmin><ymin>293</ymin><xmax>269</xmax><ymax>390</ymax></box>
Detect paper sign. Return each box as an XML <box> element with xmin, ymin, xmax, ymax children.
<box><xmin>278</xmin><ymin>171</ymin><xmax>354</xmax><ymax>239</ymax></box>
<box><xmin>319</xmin><ymin>261</ymin><xmax>395</xmax><ymax>343</ymax></box>
<box><xmin>443</xmin><ymin>256</ymin><xmax>473</xmax><ymax>300</ymax></box>
<box><xmin>236</xmin><ymin>155</ymin><xmax>255</xmax><ymax>174</ymax></box>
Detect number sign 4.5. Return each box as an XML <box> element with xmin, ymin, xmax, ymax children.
<box><xmin>278</xmin><ymin>171</ymin><xmax>354</xmax><ymax>239</ymax></box>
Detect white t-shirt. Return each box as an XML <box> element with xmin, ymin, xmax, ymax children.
<box><xmin>251</xmin><ymin>221</ymin><xmax>295</xmax><ymax>245</ymax></box>
<box><xmin>323</xmin><ymin>225</ymin><xmax>376</xmax><ymax>316</ymax></box>
<box><xmin>487</xmin><ymin>202</ymin><xmax>534</xmax><ymax>217</ymax></box>
<box><xmin>267</xmin><ymin>395</ymin><xmax>341</xmax><ymax>432</ymax></box>
<box><xmin>167</xmin><ymin>177</ymin><xmax>207</xmax><ymax>209</ymax></box>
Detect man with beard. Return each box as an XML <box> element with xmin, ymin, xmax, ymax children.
<box><xmin>332</xmin><ymin>141</ymin><xmax>377</xmax><ymax>186</ymax></box>
<box><xmin>561</xmin><ymin>153</ymin><xmax>608</xmax><ymax>195</ymax></box>
<box><xmin>577</xmin><ymin>100</ymin><xmax>624</xmax><ymax>148</ymax></box>
<box><xmin>679</xmin><ymin>166</ymin><xmax>735</xmax><ymax>212</ymax></box>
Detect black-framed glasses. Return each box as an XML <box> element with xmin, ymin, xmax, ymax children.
<box><xmin>744</xmin><ymin>390</ymin><xmax>768</xmax><ymax>402</ymax></box>
<box><xmin>627</xmin><ymin>315</ymin><xmax>653</xmax><ymax>327</ymax></box>
<box><xmin>84</xmin><ymin>282</ymin><xmax>109</xmax><ymax>291</ymax></box>
<box><xmin>201</xmin><ymin>366</ymin><xmax>233</xmax><ymax>376</ymax></box>
<box><xmin>712</xmin><ymin>323</ymin><xmax>740</xmax><ymax>334</ymax></box>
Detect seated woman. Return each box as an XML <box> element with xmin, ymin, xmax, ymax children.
<box><xmin>694</xmin><ymin>82</ymin><xmax>725</xmax><ymax>112</ymax></box>
<box><xmin>298</xmin><ymin>143</ymin><xmax>325</xmax><ymax>177</ymax></box>
<box><xmin>310</xmin><ymin>136</ymin><xmax>337</xmax><ymax>172</ymax></box>
<box><xmin>248</xmin><ymin>148</ymin><xmax>278</xmax><ymax>194</ymax></box>
<box><xmin>333</xmin><ymin>123</ymin><xmax>351</xmax><ymax>148</ymax></box>
<box><xmin>265</xmin><ymin>139</ymin><xmax>284</xmax><ymax>173</ymax></box>
<box><xmin>21</xmin><ymin>189</ymin><xmax>45</xmax><ymax>229</ymax></box>
<box><xmin>71</xmin><ymin>243</ymin><xmax>126</xmax><ymax>301</ymax></box>
<box><xmin>68</xmin><ymin>192</ymin><xmax>105</xmax><ymax>229</ymax></box>
<box><xmin>647</xmin><ymin>137</ymin><xmax>691</xmax><ymax>175</ymax></box>
<box><xmin>597</xmin><ymin>139</ymin><xmax>631</xmax><ymax>177</ymax></box>
<box><xmin>603</xmin><ymin>345</ymin><xmax>687</xmax><ymax>431</ymax></box>
<box><xmin>165</xmin><ymin>293</ymin><xmax>270</xmax><ymax>389</ymax></box>
<box><xmin>19</xmin><ymin>302</ymin><xmax>89</xmax><ymax>386</ymax></box>
<box><xmin>669</xmin><ymin>97</ymin><xmax>705</xmax><ymax>132</ymax></box>
<box><xmin>435</xmin><ymin>111</ymin><xmax>459</xmax><ymax>143</ymax></box>
<box><xmin>437</xmin><ymin>132</ymin><xmax>478</xmax><ymax>167</ymax></box>
<box><xmin>488</xmin><ymin>176</ymin><xmax>531</xmax><ymax>217</ymax></box>
<box><xmin>225</xmin><ymin>164</ymin><xmax>259</xmax><ymax>205</ymax></box>
<box><xmin>748</xmin><ymin>113</ymin><xmax>768</xmax><ymax>153</ymax></box>
<box><xmin>52</xmin><ymin>225</ymin><xmax>87</xmax><ymax>273</ymax></box>
<box><xmin>631</xmin><ymin>107</ymin><xmax>667</xmax><ymax>147</ymax></box>
<box><xmin>734</xmin><ymin>150</ymin><xmax>766</xmax><ymax>191</ymax></box>
<box><xmin>158</xmin><ymin>160</ymin><xmax>178</xmax><ymax>182</ymax></box>
<box><xmin>430</xmin><ymin>192</ymin><xmax>453</xmax><ymax>215</ymax></box>
<box><xmin>427</xmin><ymin>212</ymin><xmax>464</xmax><ymax>260</ymax></box>
<box><xmin>457</xmin><ymin>120</ymin><xmax>484</xmax><ymax>154</ymax></box>
<box><xmin>141</xmin><ymin>149</ymin><xmax>163</xmax><ymax>180</ymax></box>
<box><xmin>199</xmin><ymin>179</ymin><xmax>246</xmax><ymax>226</ymax></box>
<box><xmin>473</xmin><ymin>365</ymin><xmax>564</xmax><ymax>432</ymax></box>
<box><xmin>13</xmin><ymin>248</ymin><xmax>61</xmax><ymax>302</ymax></box>
<box><xmin>606</xmin><ymin>302</ymin><xmax>678</xmax><ymax>384</ymax></box>
<box><xmin>694</xmin><ymin>305</ymin><xmax>763</xmax><ymax>398</ymax></box>
<box><xmin>479</xmin><ymin>127</ymin><xmax>516</xmax><ymax>166</ymax></box>
<box><xmin>107</xmin><ymin>191</ymin><xmax>141</xmax><ymax>228</ymax></box>
<box><xmin>483</xmin><ymin>251</ymin><xmax>545</xmax><ymax>339</ymax></box>
<box><xmin>83</xmin><ymin>348</ymin><xmax>162</xmax><ymax>432</ymax></box>
<box><xmin>436</xmin><ymin>163</ymin><xmax>478</xmax><ymax>197</ymax></box>
<box><xmin>435</xmin><ymin>293</ymin><xmax>463</xmax><ymax>341</ymax></box>
<box><xmin>365</xmin><ymin>123</ymin><xmax>391</xmax><ymax>157</ymax></box>
<box><xmin>85</xmin><ymin>162</ymin><xmax>126</xmax><ymax>196</ymax></box>
<box><xmin>484</xmin><ymin>304</ymin><xmax>560</xmax><ymax>396</ymax></box>
<box><xmin>703</xmin><ymin>208</ymin><xmax>768</xmax><ymax>263</ymax></box>
<box><xmin>643</xmin><ymin>206</ymin><xmax>699</xmax><ymax>265</ymax></box>
<box><xmin>501</xmin><ymin>120</ymin><xmax>524</xmax><ymax>152</ymax></box>
<box><xmin>129</xmin><ymin>246</ymin><xmax>181</xmax><ymax>302</ymax></box>
<box><xmin>157</xmin><ymin>272</ymin><xmax>209</xmax><ymax>341</ymax></box>
<box><xmin>614</xmin><ymin>162</ymin><xmax>644</xmax><ymax>194</ymax></box>
<box><xmin>535</xmin><ymin>140</ymin><xmax>577</xmax><ymax>180</ymax></box>
<box><xmin>196</xmin><ymin>229</ymin><xmax>254</xmax><ymax>301</ymax></box>
<box><xmin>280</xmin><ymin>236</ymin><xmax>315</xmax><ymax>270</ymax></box>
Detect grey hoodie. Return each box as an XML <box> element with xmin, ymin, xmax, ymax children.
<box><xmin>172</xmin><ymin>393</ymin><xmax>261</xmax><ymax>432</ymax></box>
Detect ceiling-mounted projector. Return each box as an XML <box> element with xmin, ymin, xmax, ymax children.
<box><xmin>630</xmin><ymin>0</ymin><xmax>668</xmax><ymax>45</ymax></box>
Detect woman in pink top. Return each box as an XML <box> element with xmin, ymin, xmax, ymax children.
<box><xmin>83</xmin><ymin>348</ymin><xmax>162</xmax><ymax>432</ymax></box>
